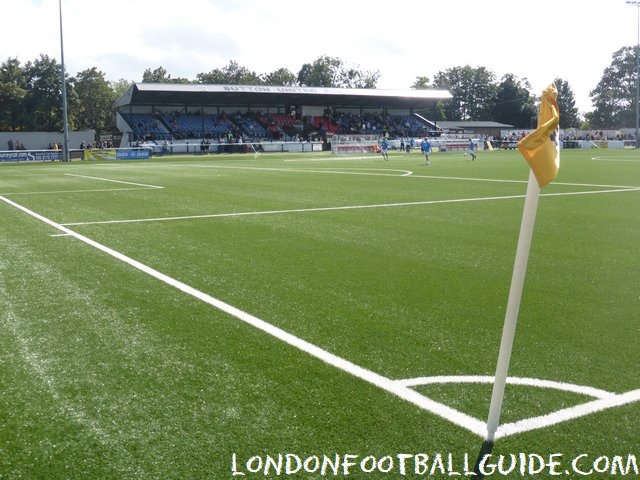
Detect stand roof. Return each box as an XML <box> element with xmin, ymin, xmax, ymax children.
<box><xmin>116</xmin><ymin>83</ymin><xmax>453</xmax><ymax>110</ymax></box>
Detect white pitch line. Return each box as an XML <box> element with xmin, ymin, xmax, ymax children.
<box><xmin>0</xmin><ymin>194</ymin><xmax>487</xmax><ymax>439</ymax></box>
<box><xmin>397</xmin><ymin>375</ymin><xmax>615</xmax><ymax>399</ymax></box>
<box><xmin>396</xmin><ymin>375</ymin><xmax>640</xmax><ymax>439</ymax></box>
<box><xmin>409</xmin><ymin>175</ymin><xmax>640</xmax><ymax>190</ymax></box>
<box><xmin>4</xmin><ymin>194</ymin><xmax>640</xmax><ymax>440</ymax></box>
<box><xmin>541</xmin><ymin>187</ymin><xmax>640</xmax><ymax>197</ymax></box>
<box><xmin>65</xmin><ymin>173</ymin><xmax>164</xmax><ymax>189</ymax></box>
<box><xmin>3</xmin><ymin>187</ymin><xmax>160</xmax><ymax>197</ymax></box>
<box><xmin>193</xmin><ymin>163</ymin><xmax>415</xmax><ymax>179</ymax></box>
<box><xmin>494</xmin><ymin>389</ymin><xmax>640</xmax><ymax>440</ymax></box>
<box><xmin>591</xmin><ymin>155</ymin><xmax>640</xmax><ymax>162</ymax></box>
<box><xmin>190</xmin><ymin>163</ymin><xmax>524</xmax><ymax>182</ymax></box>
<box><xmin>187</xmin><ymin>163</ymin><xmax>640</xmax><ymax>189</ymax></box>
<box><xmin>60</xmin><ymin>194</ymin><xmax>528</xmax><ymax>226</ymax></box>
<box><xmin>284</xmin><ymin>155</ymin><xmax>376</xmax><ymax>162</ymax></box>
<box><xmin>60</xmin><ymin>186</ymin><xmax>640</xmax><ymax>227</ymax></box>
<box><xmin>41</xmin><ymin>160</ymin><xmax>640</xmax><ymax>190</ymax></box>
<box><xmin>1</xmin><ymin>174</ymin><xmax>164</xmax><ymax>197</ymax></box>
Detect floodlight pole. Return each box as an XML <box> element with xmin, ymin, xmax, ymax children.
<box><xmin>627</xmin><ymin>0</ymin><xmax>640</xmax><ymax>149</ymax></box>
<box><xmin>59</xmin><ymin>0</ymin><xmax>70</xmax><ymax>161</ymax></box>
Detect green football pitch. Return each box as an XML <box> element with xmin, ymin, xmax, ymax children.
<box><xmin>1</xmin><ymin>147</ymin><xmax>639</xmax><ymax>478</ymax></box>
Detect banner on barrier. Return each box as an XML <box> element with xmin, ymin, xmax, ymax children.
<box><xmin>84</xmin><ymin>148</ymin><xmax>151</xmax><ymax>161</ymax></box>
<box><xmin>0</xmin><ymin>151</ymin><xmax>62</xmax><ymax>162</ymax></box>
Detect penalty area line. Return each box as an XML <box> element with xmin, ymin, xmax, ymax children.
<box><xmin>60</xmin><ymin>194</ymin><xmax>528</xmax><ymax>226</ymax></box>
<box><xmin>60</xmin><ymin>185</ymin><xmax>640</xmax><ymax>227</ymax></box>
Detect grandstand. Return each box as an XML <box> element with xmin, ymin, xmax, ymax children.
<box><xmin>115</xmin><ymin>83</ymin><xmax>453</xmax><ymax>150</ymax></box>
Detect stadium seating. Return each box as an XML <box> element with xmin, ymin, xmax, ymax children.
<box><xmin>121</xmin><ymin>113</ymin><xmax>171</xmax><ymax>141</ymax></box>
<box><xmin>121</xmin><ymin>110</ymin><xmax>441</xmax><ymax>143</ymax></box>
<box><xmin>313</xmin><ymin>116</ymin><xmax>338</xmax><ymax>134</ymax></box>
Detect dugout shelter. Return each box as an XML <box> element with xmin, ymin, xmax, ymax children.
<box><xmin>115</xmin><ymin>83</ymin><xmax>453</xmax><ymax>151</ymax></box>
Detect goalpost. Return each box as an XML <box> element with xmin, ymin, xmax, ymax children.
<box><xmin>330</xmin><ymin>134</ymin><xmax>381</xmax><ymax>155</ymax></box>
<box><xmin>248</xmin><ymin>142</ymin><xmax>262</xmax><ymax>156</ymax></box>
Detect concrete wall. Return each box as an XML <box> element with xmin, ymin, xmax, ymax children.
<box><xmin>0</xmin><ymin>131</ymin><xmax>96</xmax><ymax>151</ymax></box>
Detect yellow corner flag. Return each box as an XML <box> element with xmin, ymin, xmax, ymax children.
<box><xmin>517</xmin><ymin>84</ymin><xmax>560</xmax><ymax>187</ymax></box>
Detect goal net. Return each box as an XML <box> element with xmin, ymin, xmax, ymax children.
<box><xmin>331</xmin><ymin>134</ymin><xmax>381</xmax><ymax>155</ymax></box>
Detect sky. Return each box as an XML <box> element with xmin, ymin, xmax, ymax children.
<box><xmin>2</xmin><ymin>0</ymin><xmax>637</xmax><ymax>114</ymax></box>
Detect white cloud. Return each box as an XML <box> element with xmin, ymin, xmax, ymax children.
<box><xmin>2</xmin><ymin>0</ymin><xmax>637</xmax><ymax>113</ymax></box>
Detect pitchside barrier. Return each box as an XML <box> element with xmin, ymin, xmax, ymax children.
<box><xmin>132</xmin><ymin>141</ymin><xmax>324</xmax><ymax>155</ymax></box>
<box><xmin>0</xmin><ymin>149</ymin><xmax>84</xmax><ymax>163</ymax></box>
<box><xmin>84</xmin><ymin>148</ymin><xmax>153</xmax><ymax>161</ymax></box>
<box><xmin>562</xmin><ymin>140</ymin><xmax>630</xmax><ymax>149</ymax></box>
<box><xmin>0</xmin><ymin>148</ymin><xmax>152</xmax><ymax>163</ymax></box>
<box><xmin>3</xmin><ymin>139</ymin><xmax>633</xmax><ymax>165</ymax></box>
<box><xmin>330</xmin><ymin>136</ymin><xmax>487</xmax><ymax>154</ymax></box>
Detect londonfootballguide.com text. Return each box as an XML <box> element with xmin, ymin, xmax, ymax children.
<box><xmin>231</xmin><ymin>452</ymin><xmax>639</xmax><ymax>476</ymax></box>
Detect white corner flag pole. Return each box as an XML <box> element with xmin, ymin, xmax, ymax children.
<box><xmin>486</xmin><ymin>168</ymin><xmax>541</xmax><ymax>442</ymax></box>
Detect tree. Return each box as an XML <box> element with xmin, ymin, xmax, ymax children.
<box><xmin>196</xmin><ymin>61</ymin><xmax>261</xmax><ymax>85</ymax></box>
<box><xmin>111</xmin><ymin>78</ymin><xmax>132</xmax><ymax>99</ymax></box>
<box><xmin>466</xmin><ymin>67</ymin><xmax>497</xmax><ymax>120</ymax></box>
<box><xmin>23</xmin><ymin>54</ymin><xmax>72</xmax><ymax>131</ymax></box>
<box><xmin>589</xmin><ymin>46</ymin><xmax>636</xmax><ymax>128</ymax></box>
<box><xmin>553</xmin><ymin>78</ymin><xmax>580</xmax><ymax>128</ymax></box>
<box><xmin>410</xmin><ymin>76</ymin><xmax>446</xmax><ymax>121</ymax></box>
<box><xmin>72</xmin><ymin>67</ymin><xmax>118</xmax><ymax>135</ymax></box>
<box><xmin>411</xmin><ymin>76</ymin><xmax>431</xmax><ymax>90</ymax></box>
<box><xmin>0</xmin><ymin>57</ymin><xmax>28</xmax><ymax>131</ymax></box>
<box><xmin>297</xmin><ymin>55</ymin><xmax>343</xmax><ymax>87</ymax></box>
<box><xmin>296</xmin><ymin>55</ymin><xmax>378</xmax><ymax>88</ymax></box>
<box><xmin>493</xmin><ymin>74</ymin><xmax>537</xmax><ymax>128</ymax></box>
<box><xmin>195</xmin><ymin>67</ymin><xmax>228</xmax><ymax>85</ymax></box>
<box><xmin>220</xmin><ymin>61</ymin><xmax>261</xmax><ymax>85</ymax></box>
<box><xmin>9</xmin><ymin>53</ymin><xmax>627</xmax><ymax>134</ymax></box>
<box><xmin>142</xmin><ymin>66</ymin><xmax>169</xmax><ymax>83</ymax></box>
<box><xmin>432</xmin><ymin>65</ymin><xmax>496</xmax><ymax>121</ymax></box>
<box><xmin>261</xmin><ymin>67</ymin><xmax>297</xmax><ymax>86</ymax></box>
<box><xmin>142</xmin><ymin>66</ymin><xmax>192</xmax><ymax>84</ymax></box>
<box><xmin>337</xmin><ymin>66</ymin><xmax>379</xmax><ymax>89</ymax></box>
